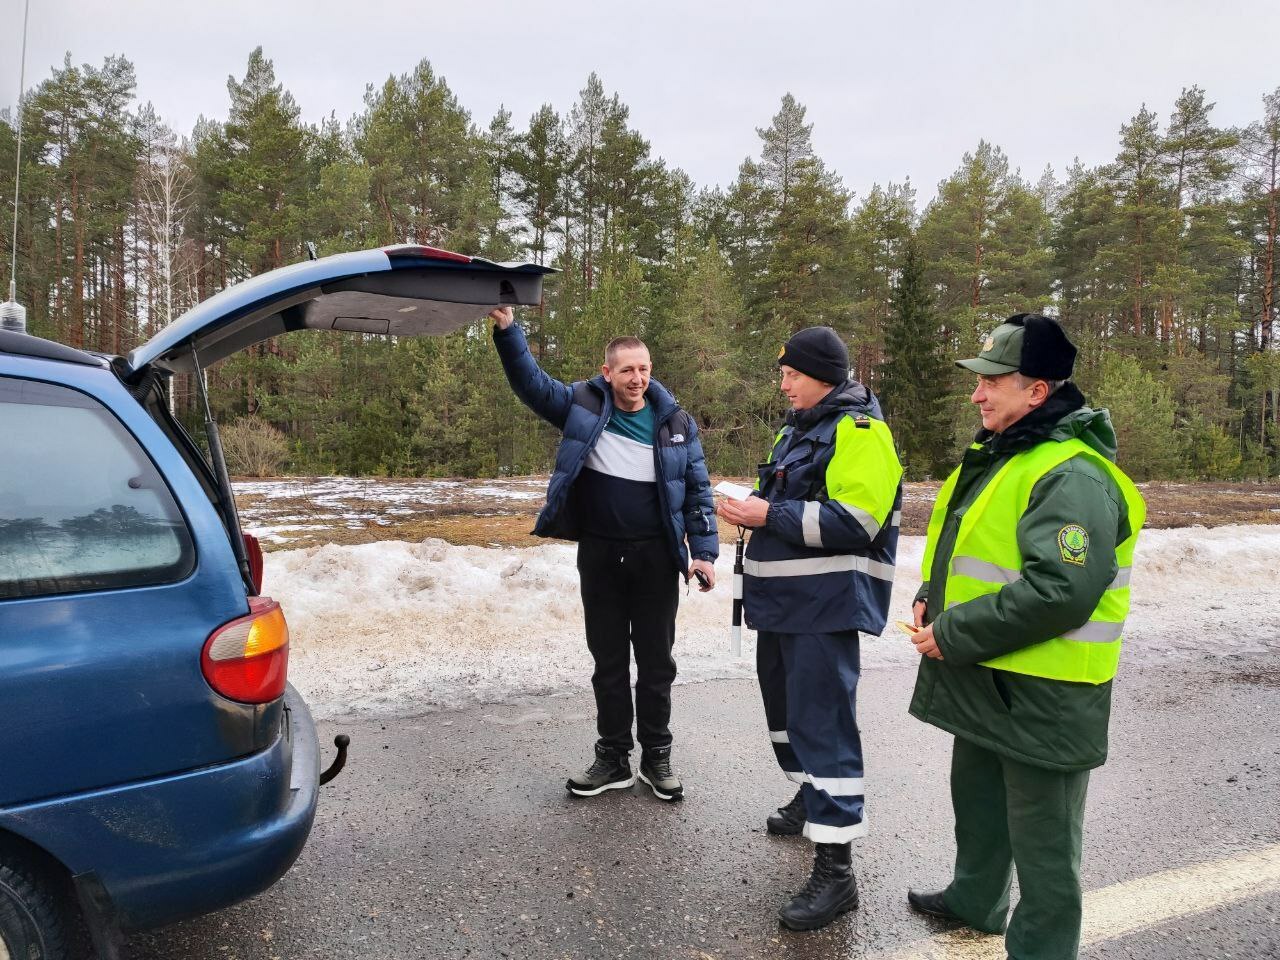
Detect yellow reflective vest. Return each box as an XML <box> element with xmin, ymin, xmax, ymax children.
<box><xmin>921</xmin><ymin>437</ymin><xmax>1146</xmax><ymax>684</ymax></box>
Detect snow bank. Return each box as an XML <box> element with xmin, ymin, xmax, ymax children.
<box><xmin>266</xmin><ymin>525</ymin><xmax>1280</xmax><ymax>720</ymax></box>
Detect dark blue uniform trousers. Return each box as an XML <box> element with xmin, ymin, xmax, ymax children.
<box><xmin>757</xmin><ymin>630</ymin><xmax>866</xmax><ymax>842</ymax></box>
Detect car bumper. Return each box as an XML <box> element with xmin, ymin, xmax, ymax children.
<box><xmin>1</xmin><ymin>684</ymin><xmax>320</xmax><ymax>931</ymax></box>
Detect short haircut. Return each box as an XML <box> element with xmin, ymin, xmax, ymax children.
<box><xmin>1012</xmin><ymin>372</ymin><xmax>1068</xmax><ymax>395</ymax></box>
<box><xmin>605</xmin><ymin>336</ymin><xmax>649</xmax><ymax>367</ymax></box>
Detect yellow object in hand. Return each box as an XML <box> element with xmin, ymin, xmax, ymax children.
<box><xmin>894</xmin><ymin>619</ymin><xmax>919</xmax><ymax>636</ymax></box>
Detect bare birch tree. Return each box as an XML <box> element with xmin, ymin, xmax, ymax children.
<box><xmin>137</xmin><ymin>117</ymin><xmax>194</xmax><ymax>335</ymax></box>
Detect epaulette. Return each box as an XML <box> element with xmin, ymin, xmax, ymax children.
<box><xmin>854</xmin><ymin>416</ymin><xmax>871</xmax><ymax>429</ymax></box>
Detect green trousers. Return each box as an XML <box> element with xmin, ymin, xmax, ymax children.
<box><xmin>942</xmin><ymin>737</ymin><xmax>1090</xmax><ymax>960</ymax></box>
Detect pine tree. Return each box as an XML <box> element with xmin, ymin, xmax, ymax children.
<box><xmin>848</xmin><ymin>182</ymin><xmax>916</xmax><ymax>382</ymax></box>
<box><xmin>1103</xmin><ymin>107</ymin><xmax>1174</xmax><ymax>341</ymax></box>
<box><xmin>307</xmin><ymin>116</ymin><xmax>374</xmax><ymax>256</ymax></box>
<box><xmin>1052</xmin><ymin>161</ymin><xmax>1120</xmax><ymax>362</ymax></box>
<box><xmin>218</xmin><ymin>48</ymin><xmax>309</xmax><ymax>276</ymax></box>
<box><xmin>918</xmin><ymin>141</ymin><xmax>1052</xmax><ymax>359</ymax></box>
<box><xmin>355</xmin><ymin>59</ymin><xmax>497</xmax><ymax>251</ymax></box>
<box><xmin>511</xmin><ymin>105</ymin><xmax>568</xmax><ymax>268</ymax></box>
<box><xmin>878</xmin><ymin>238</ymin><xmax>953</xmax><ymax>478</ymax></box>
<box><xmin>754</xmin><ymin>96</ymin><xmax>853</xmax><ymax>346</ymax></box>
<box><xmin>1094</xmin><ymin>353</ymin><xmax>1181</xmax><ymax>479</ymax></box>
<box><xmin>1158</xmin><ymin>87</ymin><xmax>1240</xmax><ymax>352</ymax></box>
<box><xmin>758</xmin><ymin>94</ymin><xmax>814</xmax><ymax>216</ymax></box>
<box><xmin>660</xmin><ymin>238</ymin><xmax>764</xmax><ymax>472</ymax></box>
<box><xmin>1236</xmin><ymin>88</ymin><xmax>1280</xmax><ymax>460</ymax></box>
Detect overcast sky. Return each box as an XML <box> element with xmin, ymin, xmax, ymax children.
<box><xmin>3</xmin><ymin>0</ymin><xmax>1278</xmax><ymax>207</ymax></box>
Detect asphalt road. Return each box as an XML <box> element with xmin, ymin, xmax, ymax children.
<box><xmin>127</xmin><ymin>656</ymin><xmax>1280</xmax><ymax>960</ymax></box>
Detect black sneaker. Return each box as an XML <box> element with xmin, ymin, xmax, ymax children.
<box><xmin>566</xmin><ymin>744</ymin><xmax>634</xmax><ymax>797</ymax></box>
<box><xmin>767</xmin><ymin>788</ymin><xmax>805</xmax><ymax>835</ymax></box>
<box><xmin>638</xmin><ymin>746</ymin><xmax>684</xmax><ymax>801</ymax></box>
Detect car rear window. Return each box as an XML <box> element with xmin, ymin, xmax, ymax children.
<box><xmin>0</xmin><ymin>377</ymin><xmax>195</xmax><ymax>600</ymax></box>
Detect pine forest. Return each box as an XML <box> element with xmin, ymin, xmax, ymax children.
<box><xmin>2</xmin><ymin>49</ymin><xmax>1278</xmax><ymax>482</ymax></box>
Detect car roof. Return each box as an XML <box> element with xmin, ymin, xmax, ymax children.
<box><xmin>0</xmin><ymin>329</ymin><xmax>110</xmax><ymax>368</ymax></box>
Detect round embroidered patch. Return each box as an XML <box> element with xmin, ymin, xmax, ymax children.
<box><xmin>1058</xmin><ymin>524</ymin><xmax>1089</xmax><ymax>565</ymax></box>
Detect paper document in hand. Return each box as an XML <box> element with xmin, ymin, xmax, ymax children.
<box><xmin>714</xmin><ymin>481</ymin><xmax>753</xmax><ymax>501</ymax></box>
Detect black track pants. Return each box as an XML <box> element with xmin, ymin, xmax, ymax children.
<box><xmin>576</xmin><ymin>536</ymin><xmax>680</xmax><ymax>754</ymax></box>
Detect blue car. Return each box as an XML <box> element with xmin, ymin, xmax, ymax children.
<box><xmin>0</xmin><ymin>246</ymin><xmax>551</xmax><ymax>958</ymax></box>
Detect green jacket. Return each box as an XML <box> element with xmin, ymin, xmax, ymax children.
<box><xmin>909</xmin><ymin>386</ymin><xmax>1135</xmax><ymax>771</ymax></box>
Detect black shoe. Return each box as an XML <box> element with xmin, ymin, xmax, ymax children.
<box><xmin>766</xmin><ymin>788</ymin><xmax>805</xmax><ymax>835</ymax></box>
<box><xmin>638</xmin><ymin>746</ymin><xmax>684</xmax><ymax>801</ymax></box>
<box><xmin>566</xmin><ymin>744</ymin><xmax>634</xmax><ymax>797</ymax></box>
<box><xmin>907</xmin><ymin>888</ymin><xmax>964</xmax><ymax>924</ymax></box>
<box><xmin>778</xmin><ymin>842</ymin><xmax>859</xmax><ymax>931</ymax></box>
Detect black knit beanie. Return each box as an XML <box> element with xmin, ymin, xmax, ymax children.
<box><xmin>777</xmin><ymin>326</ymin><xmax>849</xmax><ymax>385</ymax></box>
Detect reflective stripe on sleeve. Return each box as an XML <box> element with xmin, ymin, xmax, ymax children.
<box><xmin>743</xmin><ymin>555</ymin><xmax>895</xmax><ymax>581</ymax></box>
<box><xmin>952</xmin><ymin>556</ymin><xmax>1132</xmax><ymax>591</ymax></box>
<box><xmin>830</xmin><ymin>499</ymin><xmax>881</xmax><ymax>538</ymax></box>
<box><xmin>769</xmin><ymin>730</ymin><xmax>790</xmax><ymax>743</ymax></box>
<box><xmin>802</xmin><ymin>501</ymin><xmax>823</xmax><ymax>548</ymax></box>
<box><xmin>891</xmin><ymin>510</ymin><xmax>902</xmax><ymax>527</ymax></box>
<box><xmin>951</xmin><ymin>555</ymin><xmax>1022</xmax><ymax>584</ymax></box>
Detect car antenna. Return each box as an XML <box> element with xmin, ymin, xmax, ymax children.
<box><xmin>1</xmin><ymin>0</ymin><xmax>30</xmax><ymax>335</ymax></box>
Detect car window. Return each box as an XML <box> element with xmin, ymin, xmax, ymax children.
<box><xmin>0</xmin><ymin>377</ymin><xmax>195</xmax><ymax>600</ymax></box>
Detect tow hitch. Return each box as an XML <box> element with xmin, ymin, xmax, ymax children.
<box><xmin>320</xmin><ymin>734</ymin><xmax>350</xmax><ymax>785</ymax></box>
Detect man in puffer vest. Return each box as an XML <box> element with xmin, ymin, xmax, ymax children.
<box><xmin>906</xmin><ymin>314</ymin><xmax>1145</xmax><ymax>960</ymax></box>
<box><xmin>489</xmin><ymin>307</ymin><xmax>718</xmax><ymax>803</ymax></box>
<box><xmin>717</xmin><ymin>326</ymin><xmax>903</xmax><ymax>931</ymax></box>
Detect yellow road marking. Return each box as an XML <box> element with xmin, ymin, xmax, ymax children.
<box><xmin>872</xmin><ymin>842</ymin><xmax>1280</xmax><ymax>959</ymax></box>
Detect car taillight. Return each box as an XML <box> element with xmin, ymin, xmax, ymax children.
<box><xmin>243</xmin><ymin>532</ymin><xmax>264</xmax><ymax>594</ymax></box>
<box><xmin>202</xmin><ymin>596</ymin><xmax>289</xmax><ymax>703</ymax></box>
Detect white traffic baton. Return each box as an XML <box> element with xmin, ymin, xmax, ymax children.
<box><xmin>731</xmin><ymin>526</ymin><xmax>745</xmax><ymax>658</ymax></box>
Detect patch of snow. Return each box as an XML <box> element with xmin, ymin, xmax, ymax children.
<box><xmin>471</xmin><ymin>486</ymin><xmax>541</xmax><ymax>500</ymax></box>
<box><xmin>269</xmin><ymin>524</ymin><xmax>1280</xmax><ymax>721</ymax></box>
<box><xmin>234</xmin><ymin>476</ymin><xmax>548</xmax><ymax>539</ymax></box>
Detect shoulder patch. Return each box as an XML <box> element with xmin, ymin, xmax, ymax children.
<box><xmin>1058</xmin><ymin>524</ymin><xmax>1089</xmax><ymax>565</ymax></box>
<box><xmin>854</xmin><ymin>416</ymin><xmax>871</xmax><ymax>429</ymax></box>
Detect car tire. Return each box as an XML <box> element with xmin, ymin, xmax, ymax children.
<box><xmin>0</xmin><ymin>860</ymin><xmax>71</xmax><ymax>960</ymax></box>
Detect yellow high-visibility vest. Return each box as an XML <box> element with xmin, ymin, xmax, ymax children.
<box><xmin>921</xmin><ymin>437</ymin><xmax>1146</xmax><ymax>684</ymax></box>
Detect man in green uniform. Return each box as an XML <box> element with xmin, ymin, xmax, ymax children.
<box><xmin>905</xmin><ymin>314</ymin><xmax>1145</xmax><ymax>960</ymax></box>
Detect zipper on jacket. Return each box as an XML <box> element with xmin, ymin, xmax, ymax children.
<box><xmin>651</xmin><ymin>408</ymin><xmax>685</xmax><ymax>573</ymax></box>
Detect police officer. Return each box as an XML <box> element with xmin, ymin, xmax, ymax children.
<box><xmin>906</xmin><ymin>314</ymin><xmax>1145</xmax><ymax>960</ymax></box>
<box><xmin>718</xmin><ymin>326</ymin><xmax>903</xmax><ymax>931</ymax></box>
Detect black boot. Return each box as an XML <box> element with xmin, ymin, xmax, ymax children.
<box><xmin>766</xmin><ymin>788</ymin><xmax>805</xmax><ymax>835</ymax></box>
<box><xmin>906</xmin><ymin>888</ymin><xmax>965</xmax><ymax>924</ymax></box>
<box><xmin>778</xmin><ymin>842</ymin><xmax>858</xmax><ymax>931</ymax></box>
